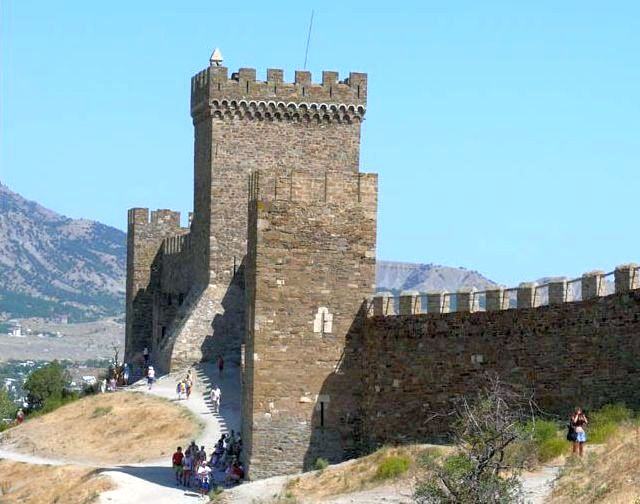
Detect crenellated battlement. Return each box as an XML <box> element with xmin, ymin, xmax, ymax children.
<box><xmin>369</xmin><ymin>263</ymin><xmax>640</xmax><ymax>317</ymax></box>
<box><xmin>127</xmin><ymin>208</ymin><xmax>187</xmax><ymax>231</ymax></box>
<box><xmin>191</xmin><ymin>65</ymin><xmax>367</xmax><ymax>122</ymax></box>
<box><xmin>247</xmin><ymin>170</ymin><xmax>377</xmax><ymax>208</ymax></box>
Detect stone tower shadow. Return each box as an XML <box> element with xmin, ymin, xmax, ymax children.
<box><xmin>202</xmin><ymin>260</ymin><xmax>246</xmax><ymax>367</ymax></box>
<box><xmin>302</xmin><ymin>301</ymin><xmax>372</xmax><ymax>470</ymax></box>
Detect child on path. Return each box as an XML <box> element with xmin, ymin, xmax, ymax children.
<box><xmin>147</xmin><ymin>366</ymin><xmax>155</xmax><ymax>390</ymax></box>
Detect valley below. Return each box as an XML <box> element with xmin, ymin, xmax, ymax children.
<box><xmin>0</xmin><ymin>318</ymin><xmax>123</xmax><ymax>362</ymax></box>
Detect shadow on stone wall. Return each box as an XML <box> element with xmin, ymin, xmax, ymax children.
<box><xmin>302</xmin><ymin>301</ymin><xmax>371</xmax><ymax>471</ymax></box>
<box><xmin>203</xmin><ymin>261</ymin><xmax>246</xmax><ymax>366</ymax></box>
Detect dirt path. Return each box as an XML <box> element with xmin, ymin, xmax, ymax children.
<box><xmin>521</xmin><ymin>464</ymin><xmax>561</xmax><ymax>504</ymax></box>
<box><xmin>0</xmin><ymin>361</ymin><xmax>241</xmax><ymax>504</ymax></box>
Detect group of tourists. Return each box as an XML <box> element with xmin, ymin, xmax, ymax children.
<box><xmin>171</xmin><ymin>432</ymin><xmax>244</xmax><ymax>496</ymax></box>
<box><xmin>176</xmin><ymin>369</ymin><xmax>195</xmax><ymax>400</ymax></box>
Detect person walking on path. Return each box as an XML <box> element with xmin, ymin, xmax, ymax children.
<box><xmin>185</xmin><ymin>376</ymin><xmax>193</xmax><ymax>400</ymax></box>
<box><xmin>570</xmin><ymin>407</ymin><xmax>588</xmax><ymax>457</ymax></box>
<box><xmin>217</xmin><ymin>355</ymin><xmax>224</xmax><ymax>378</ymax></box>
<box><xmin>15</xmin><ymin>408</ymin><xmax>24</xmax><ymax>425</ymax></box>
<box><xmin>143</xmin><ymin>346</ymin><xmax>150</xmax><ymax>366</ymax></box>
<box><xmin>147</xmin><ymin>366</ymin><xmax>155</xmax><ymax>390</ymax></box>
<box><xmin>182</xmin><ymin>450</ymin><xmax>193</xmax><ymax>487</ymax></box>
<box><xmin>123</xmin><ymin>363</ymin><xmax>130</xmax><ymax>385</ymax></box>
<box><xmin>210</xmin><ymin>385</ymin><xmax>221</xmax><ymax>414</ymax></box>
<box><xmin>172</xmin><ymin>446</ymin><xmax>184</xmax><ymax>485</ymax></box>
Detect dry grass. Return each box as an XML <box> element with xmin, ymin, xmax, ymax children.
<box><xmin>284</xmin><ymin>445</ymin><xmax>449</xmax><ymax>500</ymax></box>
<box><xmin>0</xmin><ymin>392</ymin><xmax>202</xmax><ymax>464</ymax></box>
<box><xmin>550</xmin><ymin>422</ymin><xmax>640</xmax><ymax>504</ymax></box>
<box><xmin>0</xmin><ymin>459</ymin><xmax>114</xmax><ymax>504</ymax></box>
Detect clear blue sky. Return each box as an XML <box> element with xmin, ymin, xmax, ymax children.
<box><xmin>1</xmin><ymin>1</ymin><xmax>638</xmax><ymax>286</ymax></box>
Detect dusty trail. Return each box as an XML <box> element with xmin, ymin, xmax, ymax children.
<box><xmin>0</xmin><ymin>361</ymin><xmax>241</xmax><ymax>504</ymax></box>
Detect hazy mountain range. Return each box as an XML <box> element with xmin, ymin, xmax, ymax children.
<box><xmin>0</xmin><ymin>184</ymin><xmax>502</xmax><ymax>320</ymax></box>
<box><xmin>376</xmin><ymin>261</ymin><xmax>497</xmax><ymax>294</ymax></box>
<box><xmin>0</xmin><ymin>184</ymin><xmax>125</xmax><ymax>321</ymax></box>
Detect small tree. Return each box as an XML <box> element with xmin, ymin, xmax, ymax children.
<box><xmin>0</xmin><ymin>389</ymin><xmax>17</xmax><ymax>420</ymax></box>
<box><xmin>415</xmin><ymin>376</ymin><xmax>535</xmax><ymax>504</ymax></box>
<box><xmin>23</xmin><ymin>361</ymin><xmax>67</xmax><ymax>410</ymax></box>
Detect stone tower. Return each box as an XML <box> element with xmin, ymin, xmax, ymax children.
<box><xmin>126</xmin><ymin>55</ymin><xmax>377</xmax><ymax>477</ymax></box>
<box><xmin>184</xmin><ymin>60</ymin><xmax>370</xmax><ymax>362</ymax></box>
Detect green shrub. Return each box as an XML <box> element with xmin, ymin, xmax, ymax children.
<box><xmin>0</xmin><ymin>389</ymin><xmax>17</xmax><ymax>421</ymax></box>
<box><xmin>531</xmin><ymin>419</ymin><xmax>559</xmax><ymax>443</ymax></box>
<box><xmin>528</xmin><ymin>419</ymin><xmax>568</xmax><ymax>462</ymax></box>
<box><xmin>313</xmin><ymin>457</ymin><xmax>329</xmax><ymax>471</ymax></box>
<box><xmin>373</xmin><ymin>455</ymin><xmax>411</xmax><ymax>480</ymax></box>
<box><xmin>538</xmin><ymin>437</ymin><xmax>568</xmax><ymax>462</ymax></box>
<box><xmin>588</xmin><ymin>403</ymin><xmax>633</xmax><ymax>444</ymax></box>
<box><xmin>588</xmin><ymin>422</ymin><xmax>618</xmax><ymax>444</ymax></box>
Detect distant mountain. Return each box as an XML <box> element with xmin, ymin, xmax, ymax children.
<box><xmin>376</xmin><ymin>260</ymin><xmax>498</xmax><ymax>294</ymax></box>
<box><xmin>0</xmin><ymin>184</ymin><xmax>126</xmax><ymax>321</ymax></box>
<box><xmin>0</xmin><ymin>183</ymin><xmax>504</xmax><ymax>321</ymax></box>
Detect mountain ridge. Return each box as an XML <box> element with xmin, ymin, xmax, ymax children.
<box><xmin>0</xmin><ymin>183</ymin><xmax>126</xmax><ymax>321</ymax></box>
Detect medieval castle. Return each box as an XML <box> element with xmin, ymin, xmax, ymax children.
<box><xmin>126</xmin><ymin>50</ymin><xmax>640</xmax><ymax>479</ymax></box>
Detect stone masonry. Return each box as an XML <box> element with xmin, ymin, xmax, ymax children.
<box><xmin>126</xmin><ymin>50</ymin><xmax>640</xmax><ymax>480</ymax></box>
<box><xmin>242</xmin><ymin>170</ymin><xmax>377</xmax><ymax>479</ymax></box>
<box><xmin>126</xmin><ymin>56</ymin><xmax>370</xmax><ymax>373</ymax></box>
<box><xmin>362</xmin><ymin>268</ymin><xmax>640</xmax><ymax>449</ymax></box>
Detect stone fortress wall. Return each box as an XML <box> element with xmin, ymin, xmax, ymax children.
<box><xmin>126</xmin><ymin>53</ymin><xmax>640</xmax><ymax>480</ymax></box>
<box><xmin>361</xmin><ymin>264</ymin><xmax>640</xmax><ymax>449</ymax></box>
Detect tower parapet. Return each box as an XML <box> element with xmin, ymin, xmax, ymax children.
<box><xmin>191</xmin><ymin>66</ymin><xmax>367</xmax><ymax>122</ymax></box>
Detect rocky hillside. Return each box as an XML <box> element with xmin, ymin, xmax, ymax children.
<box><xmin>376</xmin><ymin>260</ymin><xmax>498</xmax><ymax>294</ymax></box>
<box><xmin>0</xmin><ymin>184</ymin><xmax>126</xmax><ymax>321</ymax></box>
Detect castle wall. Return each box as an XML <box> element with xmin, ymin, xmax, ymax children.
<box><xmin>243</xmin><ymin>171</ymin><xmax>377</xmax><ymax>480</ymax></box>
<box><xmin>361</xmin><ymin>287</ymin><xmax>640</xmax><ymax>447</ymax></box>
<box><xmin>125</xmin><ymin>208</ymin><xmax>187</xmax><ymax>365</ymax></box>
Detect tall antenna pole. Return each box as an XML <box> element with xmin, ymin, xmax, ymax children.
<box><xmin>303</xmin><ymin>9</ymin><xmax>314</xmax><ymax>69</ymax></box>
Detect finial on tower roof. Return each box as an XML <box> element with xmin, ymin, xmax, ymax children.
<box><xmin>210</xmin><ymin>48</ymin><xmax>223</xmax><ymax>67</ymax></box>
